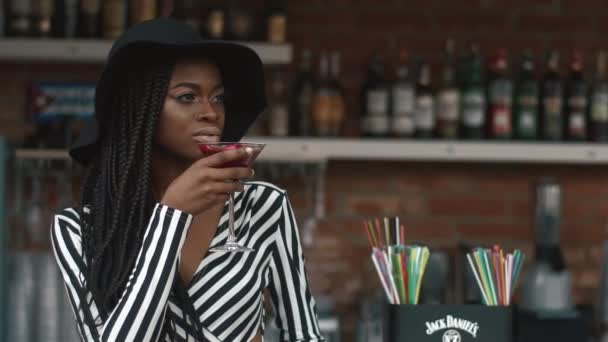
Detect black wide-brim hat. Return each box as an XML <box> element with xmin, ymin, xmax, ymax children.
<box><xmin>69</xmin><ymin>17</ymin><xmax>267</xmax><ymax>165</ymax></box>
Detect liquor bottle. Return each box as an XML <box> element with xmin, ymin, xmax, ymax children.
<box><xmin>487</xmin><ymin>49</ymin><xmax>513</xmax><ymax>139</ymax></box>
<box><xmin>159</xmin><ymin>0</ymin><xmax>174</xmax><ymax>17</ymax></box>
<box><xmin>564</xmin><ymin>52</ymin><xmax>589</xmax><ymax>141</ymax></box>
<box><xmin>460</xmin><ymin>44</ymin><xmax>486</xmax><ymax>139</ymax></box>
<box><xmin>289</xmin><ymin>49</ymin><xmax>316</xmax><ymax>136</ymax></box>
<box><xmin>513</xmin><ymin>51</ymin><xmax>539</xmax><ymax>140</ymax></box>
<box><xmin>129</xmin><ymin>0</ymin><xmax>157</xmax><ymax>26</ymax></box>
<box><xmin>0</xmin><ymin>0</ymin><xmax>4</xmax><ymax>37</ymax></box>
<box><xmin>268</xmin><ymin>70</ymin><xmax>289</xmax><ymax>137</ymax></box>
<box><xmin>414</xmin><ymin>60</ymin><xmax>435</xmax><ymax>138</ymax></box>
<box><xmin>391</xmin><ymin>48</ymin><xmax>415</xmax><ymax>138</ymax></box>
<box><xmin>78</xmin><ymin>0</ymin><xmax>101</xmax><ymax>38</ymax></box>
<box><xmin>7</xmin><ymin>0</ymin><xmax>31</xmax><ymax>36</ymax></box>
<box><xmin>102</xmin><ymin>0</ymin><xmax>127</xmax><ymax>39</ymax></box>
<box><xmin>312</xmin><ymin>52</ymin><xmax>333</xmax><ymax>136</ymax></box>
<box><xmin>52</xmin><ymin>0</ymin><xmax>78</xmax><ymax>38</ymax></box>
<box><xmin>540</xmin><ymin>50</ymin><xmax>564</xmax><ymax>141</ymax></box>
<box><xmin>436</xmin><ymin>39</ymin><xmax>460</xmax><ymax>139</ymax></box>
<box><xmin>31</xmin><ymin>0</ymin><xmax>54</xmax><ymax>37</ymax></box>
<box><xmin>328</xmin><ymin>51</ymin><xmax>346</xmax><ymax>136</ymax></box>
<box><xmin>601</xmin><ymin>323</ymin><xmax>608</xmax><ymax>342</ymax></box>
<box><xmin>312</xmin><ymin>52</ymin><xmax>344</xmax><ymax>137</ymax></box>
<box><xmin>590</xmin><ymin>51</ymin><xmax>608</xmax><ymax>142</ymax></box>
<box><xmin>266</xmin><ymin>0</ymin><xmax>286</xmax><ymax>44</ymax></box>
<box><xmin>203</xmin><ymin>2</ymin><xmax>225</xmax><ymax>39</ymax></box>
<box><xmin>173</xmin><ymin>0</ymin><xmax>199</xmax><ymax>33</ymax></box>
<box><xmin>227</xmin><ymin>0</ymin><xmax>256</xmax><ymax>41</ymax></box>
<box><xmin>361</xmin><ymin>52</ymin><xmax>390</xmax><ymax>137</ymax></box>
<box><xmin>598</xmin><ymin>239</ymin><xmax>608</xmax><ymax>342</ymax></box>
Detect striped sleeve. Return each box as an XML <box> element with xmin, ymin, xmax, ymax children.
<box><xmin>268</xmin><ymin>194</ymin><xmax>324</xmax><ymax>342</ymax></box>
<box><xmin>50</xmin><ymin>203</ymin><xmax>193</xmax><ymax>342</ymax></box>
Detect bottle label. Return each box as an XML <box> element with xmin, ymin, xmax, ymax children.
<box><xmin>330</xmin><ymin>94</ymin><xmax>345</xmax><ymax>128</ymax></box>
<box><xmin>268</xmin><ymin>15</ymin><xmax>286</xmax><ymax>43</ymax></box>
<box><xmin>312</xmin><ymin>92</ymin><xmax>332</xmax><ymax>135</ymax></box>
<box><xmin>130</xmin><ymin>0</ymin><xmax>157</xmax><ymax>24</ymax></box>
<box><xmin>37</xmin><ymin>18</ymin><xmax>51</xmax><ymax>34</ymax></box>
<box><xmin>415</xmin><ymin>95</ymin><xmax>435</xmax><ymax>130</ymax></box>
<box><xmin>367</xmin><ymin>89</ymin><xmax>389</xmax><ymax>115</ymax></box>
<box><xmin>363</xmin><ymin>115</ymin><xmax>389</xmax><ymax>135</ymax></box>
<box><xmin>518</xmin><ymin>94</ymin><xmax>538</xmax><ymax>108</ymax></box>
<box><xmin>10</xmin><ymin>17</ymin><xmax>29</xmax><ymax>33</ymax></box>
<box><xmin>438</xmin><ymin>89</ymin><xmax>460</xmax><ymax>121</ymax></box>
<box><xmin>543</xmin><ymin>110</ymin><xmax>562</xmax><ymax>139</ymax></box>
<box><xmin>392</xmin><ymin>85</ymin><xmax>414</xmax><ymax>115</ymax></box>
<box><xmin>392</xmin><ymin>115</ymin><xmax>415</xmax><ymax>136</ymax></box>
<box><xmin>490</xmin><ymin>105</ymin><xmax>511</xmax><ymax>136</ymax></box>
<box><xmin>592</xmin><ymin>92</ymin><xmax>608</xmax><ymax>122</ymax></box>
<box><xmin>462</xmin><ymin>92</ymin><xmax>485</xmax><ymax>127</ymax></box>
<box><xmin>231</xmin><ymin>11</ymin><xmax>254</xmax><ymax>38</ymax></box>
<box><xmin>207</xmin><ymin>11</ymin><xmax>225</xmax><ymax>38</ymax></box>
<box><xmin>543</xmin><ymin>96</ymin><xmax>562</xmax><ymax>116</ymax></box>
<box><xmin>568</xmin><ymin>112</ymin><xmax>586</xmax><ymax>136</ymax></box>
<box><xmin>519</xmin><ymin>110</ymin><xmax>536</xmax><ymax>133</ymax></box>
<box><xmin>568</xmin><ymin>95</ymin><xmax>588</xmax><ymax>110</ymax></box>
<box><xmin>270</xmin><ymin>104</ymin><xmax>289</xmax><ymax>136</ymax></box>
<box><xmin>103</xmin><ymin>1</ymin><xmax>126</xmax><ymax>38</ymax></box>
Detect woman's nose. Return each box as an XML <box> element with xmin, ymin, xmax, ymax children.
<box><xmin>196</xmin><ymin>110</ymin><xmax>218</xmax><ymax>122</ymax></box>
<box><xmin>196</xmin><ymin>99</ymin><xmax>219</xmax><ymax>122</ymax></box>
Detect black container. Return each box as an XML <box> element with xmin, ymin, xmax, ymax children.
<box><xmin>516</xmin><ymin>309</ymin><xmax>588</xmax><ymax>342</ymax></box>
<box><xmin>386</xmin><ymin>304</ymin><xmax>514</xmax><ymax>342</ymax></box>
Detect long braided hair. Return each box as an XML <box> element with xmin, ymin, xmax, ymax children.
<box><xmin>78</xmin><ymin>52</ymin><xmax>206</xmax><ymax>340</ymax></box>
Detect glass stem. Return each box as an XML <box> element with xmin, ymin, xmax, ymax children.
<box><xmin>227</xmin><ymin>192</ymin><xmax>236</xmax><ymax>243</ymax></box>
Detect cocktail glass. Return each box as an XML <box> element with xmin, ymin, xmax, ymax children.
<box><xmin>198</xmin><ymin>142</ymin><xmax>265</xmax><ymax>252</ymax></box>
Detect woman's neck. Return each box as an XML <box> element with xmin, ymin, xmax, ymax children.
<box><xmin>150</xmin><ymin>148</ymin><xmax>192</xmax><ymax>202</ymax></box>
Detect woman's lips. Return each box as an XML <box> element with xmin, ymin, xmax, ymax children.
<box><xmin>193</xmin><ymin>135</ymin><xmax>220</xmax><ymax>143</ymax></box>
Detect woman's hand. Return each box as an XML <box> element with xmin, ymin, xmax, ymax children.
<box><xmin>160</xmin><ymin>148</ymin><xmax>253</xmax><ymax>215</ymax></box>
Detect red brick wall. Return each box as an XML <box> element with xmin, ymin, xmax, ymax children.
<box><xmin>284</xmin><ymin>0</ymin><xmax>608</xmax><ymax>337</ymax></box>
<box><xmin>1</xmin><ymin>0</ymin><xmax>608</xmax><ymax>339</ymax></box>
<box><xmin>281</xmin><ymin>161</ymin><xmax>608</xmax><ymax>336</ymax></box>
<box><xmin>288</xmin><ymin>0</ymin><xmax>608</xmax><ymax>136</ymax></box>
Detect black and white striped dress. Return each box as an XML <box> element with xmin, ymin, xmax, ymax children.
<box><xmin>51</xmin><ymin>181</ymin><xmax>324</xmax><ymax>342</ymax></box>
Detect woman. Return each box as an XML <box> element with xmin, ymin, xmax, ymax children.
<box><xmin>51</xmin><ymin>18</ymin><xmax>324</xmax><ymax>342</ymax></box>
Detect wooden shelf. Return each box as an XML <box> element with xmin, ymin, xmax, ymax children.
<box><xmin>14</xmin><ymin>138</ymin><xmax>608</xmax><ymax>165</ymax></box>
<box><xmin>0</xmin><ymin>39</ymin><xmax>292</xmax><ymax>65</ymax></box>
<box><xmin>246</xmin><ymin>138</ymin><xmax>608</xmax><ymax>164</ymax></box>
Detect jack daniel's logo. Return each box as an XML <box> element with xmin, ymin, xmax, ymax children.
<box><xmin>443</xmin><ymin>329</ymin><xmax>461</xmax><ymax>342</ymax></box>
<box><xmin>425</xmin><ymin>315</ymin><xmax>479</xmax><ymax>339</ymax></box>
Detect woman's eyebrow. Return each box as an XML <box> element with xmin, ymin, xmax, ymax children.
<box><xmin>210</xmin><ymin>83</ymin><xmax>225</xmax><ymax>92</ymax></box>
<box><xmin>171</xmin><ymin>82</ymin><xmax>224</xmax><ymax>92</ymax></box>
<box><xmin>171</xmin><ymin>82</ymin><xmax>201</xmax><ymax>90</ymax></box>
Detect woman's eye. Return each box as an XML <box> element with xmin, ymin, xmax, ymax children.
<box><xmin>176</xmin><ymin>93</ymin><xmax>196</xmax><ymax>103</ymax></box>
<box><xmin>210</xmin><ymin>93</ymin><xmax>226</xmax><ymax>104</ymax></box>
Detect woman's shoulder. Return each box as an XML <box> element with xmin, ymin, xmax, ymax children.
<box><xmin>49</xmin><ymin>207</ymin><xmax>89</xmax><ymax>262</ymax></box>
<box><xmin>52</xmin><ymin>206</ymin><xmax>88</xmax><ymax>237</ymax></box>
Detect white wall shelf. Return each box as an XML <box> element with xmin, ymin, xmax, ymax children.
<box><xmin>0</xmin><ymin>39</ymin><xmax>292</xmax><ymax>65</ymax></box>
<box><xmin>14</xmin><ymin>138</ymin><xmax>608</xmax><ymax>165</ymax></box>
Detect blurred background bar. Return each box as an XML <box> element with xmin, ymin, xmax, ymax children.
<box><xmin>1</xmin><ymin>0</ymin><xmax>608</xmax><ymax>341</ymax></box>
